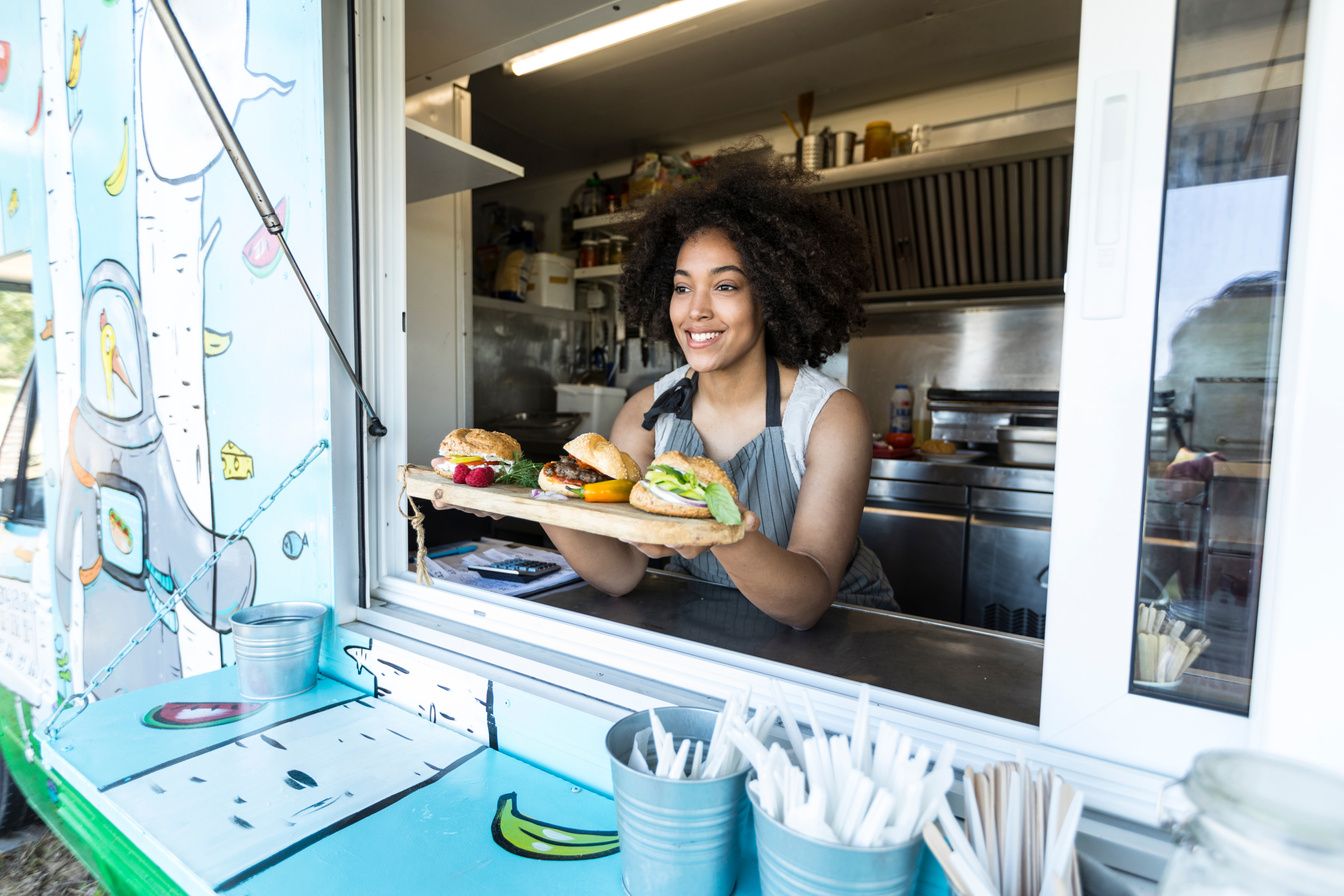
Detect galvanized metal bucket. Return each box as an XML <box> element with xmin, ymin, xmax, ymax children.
<box><xmin>605</xmin><ymin>707</ymin><xmax>751</xmax><ymax>896</ymax></box>
<box><xmin>230</xmin><ymin>602</ymin><xmax>327</xmax><ymax>700</ymax></box>
<box><xmin>750</xmin><ymin>784</ymin><xmax>924</xmax><ymax>896</ymax></box>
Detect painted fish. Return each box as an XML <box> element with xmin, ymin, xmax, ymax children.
<box><xmin>491</xmin><ymin>792</ymin><xmax>619</xmax><ymax>861</ymax></box>
<box><xmin>281</xmin><ymin>531</ymin><xmax>307</xmax><ymax>560</ymax></box>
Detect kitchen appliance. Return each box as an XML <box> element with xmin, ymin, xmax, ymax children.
<box><xmin>859</xmin><ymin>480</ymin><xmax>967</xmax><ymax>623</ymax></box>
<box><xmin>1189</xmin><ymin>377</ymin><xmax>1275</xmax><ymax>459</ymax></box>
<box><xmin>996</xmin><ymin>425</ymin><xmax>1057</xmax><ymax>468</ymax></box>
<box><xmin>962</xmin><ymin>488</ymin><xmax>1052</xmax><ymax>638</ymax></box>
<box><xmin>928</xmin><ymin>389</ymin><xmax>1058</xmax><ymax>447</ymax></box>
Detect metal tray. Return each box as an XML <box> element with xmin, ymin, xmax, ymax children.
<box><xmin>479</xmin><ymin>412</ymin><xmax>583</xmax><ymax>441</ymax></box>
<box><xmin>996</xmin><ymin>426</ymin><xmax>1057</xmax><ymax>468</ymax></box>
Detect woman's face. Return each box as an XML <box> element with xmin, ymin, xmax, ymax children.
<box><xmin>669</xmin><ymin>228</ymin><xmax>765</xmax><ymax>374</ymax></box>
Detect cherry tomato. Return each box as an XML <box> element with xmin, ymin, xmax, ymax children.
<box><xmin>884</xmin><ymin>432</ymin><xmax>915</xmax><ymax>448</ymax></box>
<box><xmin>583</xmin><ymin>480</ymin><xmax>634</xmax><ymax>502</ymax></box>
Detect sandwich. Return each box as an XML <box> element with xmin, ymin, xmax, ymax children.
<box><xmin>538</xmin><ymin>432</ymin><xmax>642</xmax><ymax>497</ymax></box>
<box><xmin>431</xmin><ymin>428</ymin><xmax>523</xmax><ymax>482</ymax></box>
<box><xmin>631</xmin><ymin>451</ymin><xmax>742</xmax><ymax>525</ymax></box>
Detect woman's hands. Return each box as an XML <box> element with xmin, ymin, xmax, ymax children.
<box><xmin>621</xmin><ymin>503</ymin><xmax>760</xmax><ymax>560</ymax></box>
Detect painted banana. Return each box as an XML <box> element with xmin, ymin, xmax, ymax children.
<box><xmin>491</xmin><ymin>792</ymin><xmax>619</xmax><ymax>861</ymax></box>
<box><xmin>6</xmin><ymin>189</ymin><xmax>16</xmax><ymax>218</ymax></box>
<box><xmin>105</xmin><ymin>117</ymin><xmax>129</xmax><ymax>196</ymax></box>
<box><xmin>67</xmin><ymin>29</ymin><xmax>85</xmax><ymax>89</ymax></box>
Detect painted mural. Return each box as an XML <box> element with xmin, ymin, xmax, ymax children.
<box><xmin>0</xmin><ymin>0</ymin><xmax>335</xmax><ymax>716</ymax></box>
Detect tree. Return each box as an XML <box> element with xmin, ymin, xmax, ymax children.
<box><xmin>0</xmin><ymin>291</ymin><xmax>34</xmax><ymax>379</ymax></box>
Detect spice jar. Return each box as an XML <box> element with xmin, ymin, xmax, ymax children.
<box><xmin>864</xmin><ymin>121</ymin><xmax>893</xmax><ymax>161</ymax></box>
<box><xmin>578</xmin><ymin>238</ymin><xmax>597</xmax><ymax>269</ymax></box>
<box><xmin>1157</xmin><ymin>751</ymin><xmax>1344</xmax><ymax>896</ymax></box>
<box><xmin>596</xmin><ymin>236</ymin><xmax>612</xmax><ymax>267</ymax></box>
<box><xmin>605</xmin><ymin>193</ymin><xmax>619</xmax><ymax>214</ymax></box>
<box><xmin>609</xmin><ymin>235</ymin><xmax>628</xmax><ymax>266</ymax></box>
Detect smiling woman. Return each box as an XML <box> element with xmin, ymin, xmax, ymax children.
<box><xmin>524</xmin><ymin>147</ymin><xmax>894</xmax><ymax>628</ymax></box>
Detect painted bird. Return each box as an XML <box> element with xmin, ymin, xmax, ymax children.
<box><xmin>100</xmin><ymin>311</ymin><xmax>136</xmax><ymax>399</ymax></box>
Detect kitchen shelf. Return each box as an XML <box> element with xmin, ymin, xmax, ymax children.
<box><xmin>574</xmin><ymin>264</ymin><xmax>623</xmax><ymax>282</ymax></box>
<box><xmin>572</xmin><ymin>211</ymin><xmax>638</xmax><ymax>231</ymax></box>
<box><xmin>472</xmin><ymin>294</ymin><xmax>589</xmax><ymax>322</ymax></box>
<box><xmin>406</xmin><ymin>117</ymin><xmax>524</xmax><ymax>202</ymax></box>
<box><xmin>812</xmin><ymin>128</ymin><xmax>1075</xmax><ymax>192</ymax></box>
<box><xmin>569</xmin><ymin>128</ymin><xmax>1074</xmax><ymax>222</ymax></box>
<box><xmin>863</xmin><ymin>280</ymin><xmax>1065</xmax><ymax>314</ymax></box>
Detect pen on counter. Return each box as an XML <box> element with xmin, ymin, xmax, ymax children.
<box><xmin>411</xmin><ymin>544</ymin><xmax>478</xmax><ymax>561</ymax></box>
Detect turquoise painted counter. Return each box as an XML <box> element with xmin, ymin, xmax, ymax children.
<box><xmin>40</xmin><ymin>666</ymin><xmax>947</xmax><ymax>895</ymax></box>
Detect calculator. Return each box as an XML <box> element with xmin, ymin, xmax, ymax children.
<box><xmin>466</xmin><ymin>558</ymin><xmax>562</xmax><ymax>581</ymax></box>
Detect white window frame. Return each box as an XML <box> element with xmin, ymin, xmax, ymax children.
<box><xmin>1043</xmin><ymin>0</ymin><xmax>1344</xmax><ymax>780</ymax></box>
<box><xmin>345</xmin><ymin>0</ymin><xmax>1344</xmax><ymax>830</ymax></box>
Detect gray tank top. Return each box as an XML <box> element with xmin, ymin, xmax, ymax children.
<box><xmin>649</xmin><ymin>358</ymin><xmax>895</xmax><ymax>611</ymax></box>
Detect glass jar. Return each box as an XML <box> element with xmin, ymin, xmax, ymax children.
<box><xmin>1157</xmin><ymin>751</ymin><xmax>1344</xmax><ymax>896</ymax></box>
<box><xmin>596</xmin><ymin>237</ymin><xmax>611</xmax><ymax>267</ymax></box>
<box><xmin>578</xmin><ymin>238</ymin><xmax>597</xmax><ymax>269</ymax></box>
<box><xmin>863</xmin><ymin>121</ymin><xmax>893</xmax><ymax>161</ymax></box>
<box><xmin>608</xmin><ymin>235</ymin><xmax>628</xmax><ymax>266</ymax></box>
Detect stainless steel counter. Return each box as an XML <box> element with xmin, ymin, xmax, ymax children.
<box><xmin>526</xmin><ymin>570</ymin><xmax>1043</xmax><ymax>725</ymax></box>
<box><xmin>870</xmin><ymin>457</ymin><xmax>1055</xmax><ymax>493</ymax></box>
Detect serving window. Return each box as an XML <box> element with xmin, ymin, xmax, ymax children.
<box><xmin>346</xmin><ymin>0</ymin><xmax>1344</xmax><ymax>822</ymax></box>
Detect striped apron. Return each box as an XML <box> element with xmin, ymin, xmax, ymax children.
<box><xmin>654</xmin><ymin>357</ymin><xmax>896</xmax><ymax>611</ymax></box>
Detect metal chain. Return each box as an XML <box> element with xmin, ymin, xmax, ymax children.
<box><xmin>43</xmin><ymin>439</ymin><xmax>331</xmax><ymax>740</ymax></box>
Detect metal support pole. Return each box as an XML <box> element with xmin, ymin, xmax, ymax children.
<box><xmin>148</xmin><ymin>0</ymin><xmax>387</xmax><ymax>437</ymax></box>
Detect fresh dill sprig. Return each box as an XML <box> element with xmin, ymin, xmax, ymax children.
<box><xmin>495</xmin><ymin>457</ymin><xmax>544</xmax><ymax>489</ymax></box>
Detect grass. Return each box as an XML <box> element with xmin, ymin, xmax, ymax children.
<box><xmin>0</xmin><ymin>829</ymin><xmax>102</xmax><ymax>896</ymax></box>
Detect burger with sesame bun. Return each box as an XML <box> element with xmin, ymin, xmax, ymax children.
<box><xmin>631</xmin><ymin>451</ymin><xmax>742</xmax><ymax>525</ymax></box>
<box><xmin>431</xmin><ymin>428</ymin><xmax>522</xmax><ymax>483</ymax></box>
<box><xmin>538</xmin><ymin>432</ymin><xmax>642</xmax><ymax>497</ymax></box>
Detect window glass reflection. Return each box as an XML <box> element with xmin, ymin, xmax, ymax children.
<box><xmin>1132</xmin><ymin>0</ymin><xmax>1306</xmax><ymax>714</ymax></box>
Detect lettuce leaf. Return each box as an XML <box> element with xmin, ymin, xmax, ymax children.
<box><xmin>702</xmin><ymin>482</ymin><xmax>742</xmax><ymax>526</ymax></box>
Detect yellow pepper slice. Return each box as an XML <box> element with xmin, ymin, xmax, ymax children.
<box><xmin>583</xmin><ymin>479</ymin><xmax>634</xmax><ymax>502</ymax></box>
<box><xmin>448</xmin><ymin>455</ymin><xmax>484</xmax><ymax>464</ymax></box>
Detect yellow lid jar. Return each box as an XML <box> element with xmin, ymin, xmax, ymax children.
<box><xmin>864</xmin><ymin>120</ymin><xmax>893</xmax><ymax>161</ymax></box>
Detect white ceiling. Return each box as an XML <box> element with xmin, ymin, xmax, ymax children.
<box><xmin>407</xmin><ymin>0</ymin><xmax>1083</xmax><ymax>179</ymax></box>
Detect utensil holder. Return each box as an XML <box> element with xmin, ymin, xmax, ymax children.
<box><xmin>230</xmin><ymin>602</ymin><xmax>327</xmax><ymax>700</ymax></box>
<box><xmin>750</xmin><ymin>785</ymin><xmax>924</xmax><ymax>896</ymax></box>
<box><xmin>606</xmin><ymin>707</ymin><xmax>751</xmax><ymax>896</ymax></box>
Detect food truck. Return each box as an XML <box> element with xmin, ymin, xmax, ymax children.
<box><xmin>0</xmin><ymin>0</ymin><xmax>1341</xmax><ymax>892</ymax></box>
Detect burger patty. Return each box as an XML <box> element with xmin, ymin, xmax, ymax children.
<box><xmin>552</xmin><ymin>457</ymin><xmax>610</xmax><ymax>484</ymax></box>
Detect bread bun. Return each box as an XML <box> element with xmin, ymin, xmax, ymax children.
<box><xmin>563</xmin><ymin>432</ymin><xmax>642</xmax><ymax>481</ymax></box>
<box><xmin>537</xmin><ymin>462</ymin><xmax>579</xmax><ymax>494</ymax></box>
<box><xmin>920</xmin><ymin>439</ymin><xmax>956</xmax><ymax>455</ymax></box>
<box><xmin>631</xmin><ymin>451</ymin><xmax>738</xmax><ymax>519</ymax></box>
<box><xmin>440</xmin><ymin>428</ymin><xmax>522</xmax><ymax>463</ymax></box>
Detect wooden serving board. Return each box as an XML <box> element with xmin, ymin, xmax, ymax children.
<box><xmin>398</xmin><ymin>465</ymin><xmax>745</xmax><ymax>546</ymax></box>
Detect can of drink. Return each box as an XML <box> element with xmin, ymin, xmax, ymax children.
<box><xmin>889</xmin><ymin>384</ymin><xmax>912</xmax><ymax>433</ymax></box>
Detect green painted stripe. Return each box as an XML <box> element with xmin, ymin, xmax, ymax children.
<box><xmin>0</xmin><ymin>686</ymin><xmax>190</xmax><ymax>896</ymax></box>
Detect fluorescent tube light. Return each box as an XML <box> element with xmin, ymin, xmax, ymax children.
<box><xmin>505</xmin><ymin>0</ymin><xmax>752</xmax><ymax>76</ymax></box>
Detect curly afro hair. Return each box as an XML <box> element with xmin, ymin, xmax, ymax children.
<box><xmin>618</xmin><ymin>141</ymin><xmax>870</xmax><ymax>369</ymax></box>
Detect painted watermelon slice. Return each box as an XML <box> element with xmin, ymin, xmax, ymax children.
<box><xmin>143</xmin><ymin>702</ymin><xmax>264</xmax><ymax>729</ymax></box>
<box><xmin>240</xmin><ymin>196</ymin><xmax>288</xmax><ymax>277</ymax></box>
